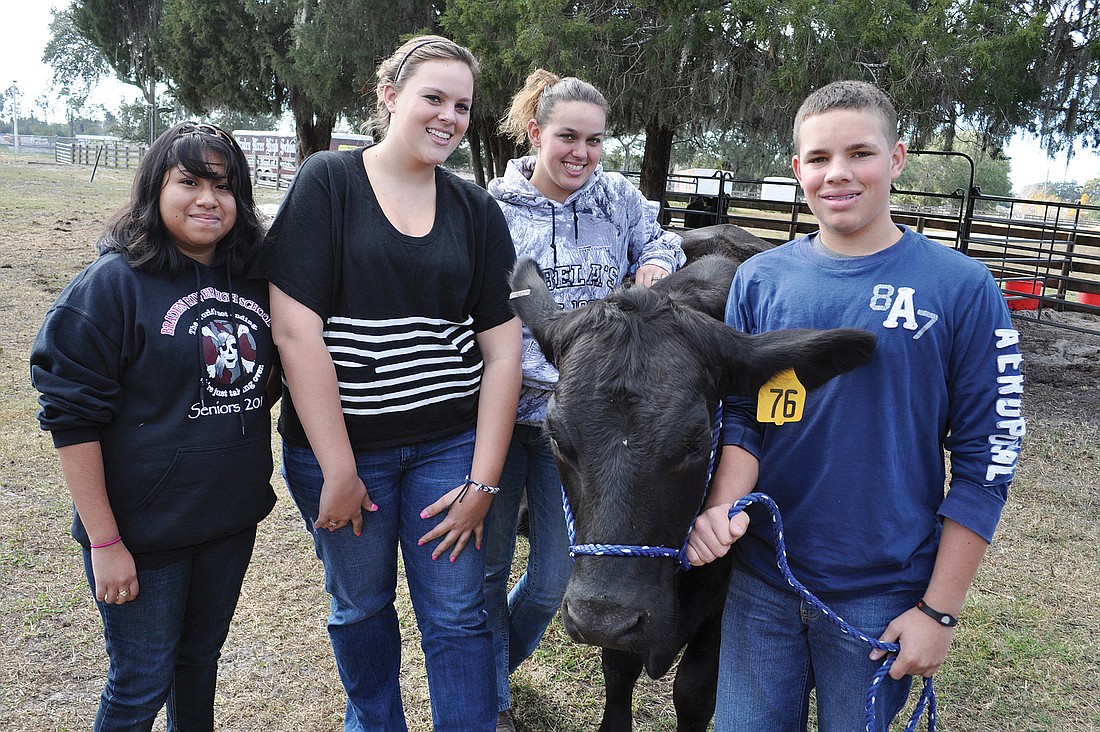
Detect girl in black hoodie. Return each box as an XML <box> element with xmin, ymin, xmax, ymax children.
<box><xmin>30</xmin><ymin>122</ymin><xmax>276</xmax><ymax>731</ymax></box>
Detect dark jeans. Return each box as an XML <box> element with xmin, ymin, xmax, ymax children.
<box><xmin>82</xmin><ymin>526</ymin><xmax>256</xmax><ymax>732</ymax></box>
<box><xmin>282</xmin><ymin>428</ymin><xmax>496</xmax><ymax>732</ymax></box>
<box><xmin>483</xmin><ymin>424</ymin><xmax>572</xmax><ymax>711</ymax></box>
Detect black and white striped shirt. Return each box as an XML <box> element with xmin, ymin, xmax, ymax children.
<box><xmin>263</xmin><ymin>148</ymin><xmax>515</xmax><ymax>449</ymax></box>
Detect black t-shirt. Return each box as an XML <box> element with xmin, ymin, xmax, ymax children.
<box><xmin>263</xmin><ymin>148</ymin><xmax>516</xmax><ymax>449</ymax></box>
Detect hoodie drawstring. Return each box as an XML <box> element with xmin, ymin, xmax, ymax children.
<box><xmin>194</xmin><ymin>261</ymin><xmax>207</xmax><ymax>411</ymax></box>
<box><xmin>547</xmin><ymin>201</ymin><xmax>580</xmax><ymax>269</ymax></box>
<box><xmin>548</xmin><ymin>201</ymin><xmax>558</xmax><ymax>268</ymax></box>
<box><xmin>226</xmin><ymin>266</ymin><xmax>245</xmax><ymax>436</ymax></box>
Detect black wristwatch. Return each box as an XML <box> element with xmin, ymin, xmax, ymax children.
<box><xmin>916</xmin><ymin>598</ymin><xmax>959</xmax><ymax>627</ymax></box>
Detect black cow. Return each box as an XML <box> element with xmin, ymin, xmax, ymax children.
<box><xmin>682</xmin><ymin>195</ymin><xmax>729</xmax><ymax>229</ymax></box>
<box><xmin>679</xmin><ymin>223</ymin><xmax>774</xmax><ymax>263</ymax></box>
<box><xmin>508</xmin><ymin>254</ymin><xmax>876</xmax><ymax>731</ymax></box>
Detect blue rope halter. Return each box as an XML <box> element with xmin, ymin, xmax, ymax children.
<box><xmin>560</xmin><ymin>401</ymin><xmax>936</xmax><ymax>731</ymax></box>
<box><xmin>562</xmin><ymin>401</ymin><xmax>723</xmax><ymax>570</ymax></box>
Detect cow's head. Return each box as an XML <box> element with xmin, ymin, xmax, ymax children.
<box><xmin>508</xmin><ymin>255</ymin><xmax>876</xmax><ymax>676</ymax></box>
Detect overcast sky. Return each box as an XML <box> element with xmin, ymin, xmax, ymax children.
<box><xmin>3</xmin><ymin>0</ymin><xmax>1099</xmax><ymax>192</ymax></box>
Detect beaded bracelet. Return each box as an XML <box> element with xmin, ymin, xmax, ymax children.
<box><xmin>90</xmin><ymin>535</ymin><xmax>123</xmax><ymax>549</ymax></box>
<box><xmin>463</xmin><ymin>475</ymin><xmax>500</xmax><ymax>495</ymax></box>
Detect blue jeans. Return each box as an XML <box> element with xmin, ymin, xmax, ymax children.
<box><xmin>82</xmin><ymin>527</ymin><xmax>256</xmax><ymax>732</ymax></box>
<box><xmin>483</xmin><ymin>424</ymin><xmax>573</xmax><ymax>712</ymax></box>
<box><xmin>715</xmin><ymin>566</ymin><xmax>917</xmax><ymax>731</ymax></box>
<box><xmin>282</xmin><ymin>429</ymin><xmax>495</xmax><ymax>732</ymax></box>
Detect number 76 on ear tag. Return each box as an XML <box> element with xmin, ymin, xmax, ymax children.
<box><xmin>757</xmin><ymin>369</ymin><xmax>806</xmax><ymax>425</ymax></box>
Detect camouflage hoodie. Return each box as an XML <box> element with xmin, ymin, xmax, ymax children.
<box><xmin>489</xmin><ymin>155</ymin><xmax>685</xmax><ymax>424</ymax></box>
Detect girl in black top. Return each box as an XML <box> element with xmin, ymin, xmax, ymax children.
<box><xmin>263</xmin><ymin>35</ymin><xmax>521</xmax><ymax>731</ymax></box>
<box><xmin>31</xmin><ymin>122</ymin><xmax>277</xmax><ymax>731</ymax></box>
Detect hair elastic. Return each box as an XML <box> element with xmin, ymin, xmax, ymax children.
<box><xmin>90</xmin><ymin>535</ymin><xmax>123</xmax><ymax>549</ymax></box>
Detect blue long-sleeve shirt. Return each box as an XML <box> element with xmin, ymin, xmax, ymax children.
<box><xmin>722</xmin><ymin>227</ymin><xmax>1023</xmax><ymax>599</ymax></box>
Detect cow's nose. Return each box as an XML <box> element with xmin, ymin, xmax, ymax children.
<box><xmin>561</xmin><ymin>596</ymin><xmax>649</xmax><ymax>648</ymax></box>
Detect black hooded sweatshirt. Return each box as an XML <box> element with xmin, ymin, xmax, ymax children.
<box><xmin>30</xmin><ymin>251</ymin><xmax>276</xmax><ymax>556</ymax></box>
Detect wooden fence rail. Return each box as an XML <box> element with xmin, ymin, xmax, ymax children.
<box><xmin>55</xmin><ymin>140</ymin><xmax>145</xmax><ymax>170</ymax></box>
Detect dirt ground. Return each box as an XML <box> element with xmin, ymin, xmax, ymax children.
<box><xmin>1013</xmin><ymin>310</ymin><xmax>1100</xmax><ymax>424</ymax></box>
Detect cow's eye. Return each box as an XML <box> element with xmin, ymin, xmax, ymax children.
<box><xmin>671</xmin><ymin>440</ymin><xmax>710</xmax><ymax>474</ymax></box>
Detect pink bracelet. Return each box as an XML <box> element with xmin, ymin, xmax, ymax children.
<box><xmin>90</xmin><ymin>535</ymin><xmax>122</xmax><ymax>549</ymax></box>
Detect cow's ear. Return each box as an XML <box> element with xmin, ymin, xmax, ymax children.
<box><xmin>654</xmin><ymin>255</ymin><xmax>738</xmax><ymax>320</ymax></box>
<box><xmin>714</xmin><ymin>326</ymin><xmax>877</xmax><ymax>397</ymax></box>
<box><xmin>508</xmin><ymin>257</ymin><xmax>569</xmax><ymax>364</ymax></box>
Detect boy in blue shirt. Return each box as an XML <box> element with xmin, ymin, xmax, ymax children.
<box><xmin>686</xmin><ymin>80</ymin><xmax>1024</xmax><ymax>730</ymax></box>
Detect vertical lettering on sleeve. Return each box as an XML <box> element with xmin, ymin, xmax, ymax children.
<box><xmin>988</xmin><ymin>328</ymin><xmax>1025</xmax><ymax>481</ymax></box>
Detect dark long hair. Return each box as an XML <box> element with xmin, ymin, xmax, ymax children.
<box><xmin>99</xmin><ymin>122</ymin><xmax>264</xmax><ymax>275</ymax></box>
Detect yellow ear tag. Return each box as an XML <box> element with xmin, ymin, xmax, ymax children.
<box><xmin>757</xmin><ymin>368</ymin><xmax>806</xmax><ymax>425</ymax></box>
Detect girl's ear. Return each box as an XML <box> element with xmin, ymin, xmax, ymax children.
<box><xmin>383</xmin><ymin>84</ymin><xmax>399</xmax><ymax>114</ymax></box>
<box><xmin>527</xmin><ymin>119</ymin><xmax>542</xmax><ymax>149</ymax></box>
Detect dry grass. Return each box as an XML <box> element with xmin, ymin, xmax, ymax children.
<box><xmin>1</xmin><ymin>150</ymin><xmax>1097</xmax><ymax>731</ymax></box>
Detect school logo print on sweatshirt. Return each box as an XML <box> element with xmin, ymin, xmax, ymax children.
<box><xmin>202</xmin><ymin>319</ymin><xmax>258</xmax><ymax>385</ymax></box>
<box><xmin>160</xmin><ymin>286</ymin><xmax>272</xmax><ymax>417</ymax></box>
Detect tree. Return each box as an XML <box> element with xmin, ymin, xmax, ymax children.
<box><xmin>440</xmin><ymin>0</ymin><xmax>528</xmax><ymax>183</ymax></box>
<box><xmin>161</xmin><ymin>0</ymin><xmax>439</xmax><ymax>161</ymax></box>
<box><xmin>70</xmin><ymin>0</ymin><xmax>164</xmax><ymax>106</ymax></box>
<box><xmin>1049</xmin><ymin>180</ymin><xmax>1084</xmax><ymax>201</ymax></box>
<box><xmin>442</xmin><ymin>0</ymin><xmax>1090</xmax><ymax>198</ymax></box>
<box><xmin>1081</xmin><ymin>177</ymin><xmax>1100</xmax><ymax>206</ymax></box>
<box><xmin>67</xmin><ymin>0</ymin><xmax>171</xmax><ymax>145</ymax></box>
<box><xmin>444</xmin><ymin>0</ymin><xmax>779</xmax><ymax>198</ymax></box>
<box><xmin>63</xmin><ymin>0</ymin><xmax>1100</xmax><ymax>192</ymax></box>
<box><xmin>43</xmin><ymin>7</ymin><xmax>112</xmax><ymax>98</ymax></box>
<box><xmin>896</xmin><ymin>137</ymin><xmax>1012</xmax><ymax>199</ymax></box>
<box><xmin>758</xmin><ymin>0</ymin><xmax>1100</xmax><ymax>158</ymax></box>
<box><xmin>57</xmin><ymin>87</ymin><xmax>91</xmax><ymax>137</ymax></box>
<box><xmin>60</xmin><ymin>0</ymin><xmax>437</xmax><ymax>160</ymax></box>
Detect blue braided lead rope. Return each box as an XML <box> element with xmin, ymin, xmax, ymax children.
<box><xmin>562</xmin><ymin>401</ymin><xmax>724</xmax><ymax>569</ymax></box>
<box><xmin>556</xmin><ymin>397</ymin><xmax>936</xmax><ymax>729</ymax></box>
<box><xmin>729</xmin><ymin>493</ymin><xmax>936</xmax><ymax>732</ymax></box>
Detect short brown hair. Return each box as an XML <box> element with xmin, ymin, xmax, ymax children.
<box><xmin>793</xmin><ymin>80</ymin><xmax>899</xmax><ymax>149</ymax></box>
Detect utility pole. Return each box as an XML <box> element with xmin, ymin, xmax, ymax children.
<box><xmin>9</xmin><ymin>82</ymin><xmax>19</xmax><ymax>152</ymax></box>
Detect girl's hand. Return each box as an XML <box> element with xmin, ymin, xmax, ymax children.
<box><xmin>316</xmin><ymin>473</ymin><xmax>377</xmax><ymax>536</ymax></box>
<box><xmin>636</xmin><ymin>264</ymin><xmax>671</xmax><ymax>287</ymax></box>
<box><xmin>91</xmin><ymin>540</ymin><xmax>139</xmax><ymax>604</ymax></box>
<box><xmin>417</xmin><ymin>482</ymin><xmax>493</xmax><ymax>561</ymax></box>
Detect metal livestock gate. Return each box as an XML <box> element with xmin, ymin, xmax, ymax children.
<box><xmin>649</xmin><ymin>160</ymin><xmax>1100</xmax><ymax>337</ymax></box>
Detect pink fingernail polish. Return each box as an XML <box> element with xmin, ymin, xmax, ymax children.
<box><xmin>420</xmin><ymin>510</ymin><xmax>429</xmax><ymax>519</ymax></box>
<box><xmin>370</xmin><ymin>503</ymin><xmax>379</xmax><ymax>512</ymax></box>
<box><xmin>450</xmin><ymin>556</ymin><xmax>456</xmax><ymax>563</ymax></box>
<box><xmin>418</xmin><ymin>540</ymin><xmax>425</xmax><ymax>546</ymax></box>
